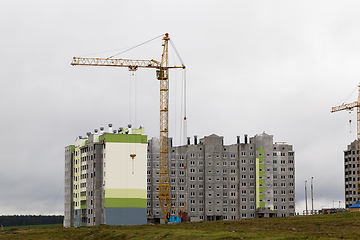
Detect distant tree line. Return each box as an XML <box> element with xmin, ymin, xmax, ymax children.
<box><xmin>0</xmin><ymin>215</ymin><xmax>63</xmax><ymax>227</ymax></box>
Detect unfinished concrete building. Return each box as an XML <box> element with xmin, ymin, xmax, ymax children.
<box><xmin>344</xmin><ymin>140</ymin><xmax>359</xmax><ymax>208</ymax></box>
<box><xmin>146</xmin><ymin>132</ymin><xmax>295</xmax><ymax>223</ymax></box>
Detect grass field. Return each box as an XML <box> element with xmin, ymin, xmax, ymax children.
<box><xmin>2</xmin><ymin>224</ymin><xmax>62</xmax><ymax>230</ymax></box>
<box><xmin>1</xmin><ymin>212</ymin><xmax>360</xmax><ymax>239</ymax></box>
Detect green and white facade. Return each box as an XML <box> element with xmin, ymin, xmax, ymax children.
<box><xmin>64</xmin><ymin>125</ymin><xmax>147</xmax><ymax>227</ymax></box>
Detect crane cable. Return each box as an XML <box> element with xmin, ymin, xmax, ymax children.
<box><xmin>107</xmin><ymin>34</ymin><xmax>164</xmax><ymax>59</ymax></box>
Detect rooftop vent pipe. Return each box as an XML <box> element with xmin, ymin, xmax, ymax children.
<box><xmin>108</xmin><ymin>124</ymin><xmax>113</xmax><ymax>133</ymax></box>
<box><xmin>237</xmin><ymin>136</ymin><xmax>240</xmax><ymax>144</ymax></box>
<box><xmin>187</xmin><ymin>137</ymin><xmax>190</xmax><ymax>145</ymax></box>
<box><xmin>94</xmin><ymin>129</ymin><xmax>98</xmax><ymax>133</ymax></box>
<box><xmin>113</xmin><ymin>130</ymin><xmax>117</xmax><ymax>134</ymax></box>
<box><xmin>244</xmin><ymin>134</ymin><xmax>248</xmax><ymax>144</ymax></box>
<box><xmin>100</xmin><ymin>127</ymin><xmax>104</xmax><ymax>134</ymax></box>
<box><xmin>128</xmin><ymin>124</ymin><xmax>132</xmax><ymax>134</ymax></box>
<box><xmin>86</xmin><ymin>132</ymin><xmax>91</xmax><ymax>136</ymax></box>
<box><xmin>119</xmin><ymin>127</ymin><xmax>123</xmax><ymax>134</ymax></box>
<box><xmin>194</xmin><ymin>135</ymin><xmax>198</xmax><ymax>145</ymax></box>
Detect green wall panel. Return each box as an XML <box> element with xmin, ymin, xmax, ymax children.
<box><xmin>101</xmin><ymin>134</ymin><xmax>147</xmax><ymax>144</ymax></box>
<box><xmin>105</xmin><ymin>198</ymin><xmax>147</xmax><ymax>208</ymax></box>
<box><xmin>259</xmin><ymin>148</ymin><xmax>265</xmax><ymax>155</ymax></box>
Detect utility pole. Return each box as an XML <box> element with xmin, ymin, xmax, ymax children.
<box><xmin>311</xmin><ymin>176</ymin><xmax>314</xmax><ymax>215</ymax></box>
<box><xmin>305</xmin><ymin>180</ymin><xmax>308</xmax><ymax>215</ymax></box>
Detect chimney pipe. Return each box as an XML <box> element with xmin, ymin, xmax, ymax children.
<box><xmin>100</xmin><ymin>127</ymin><xmax>104</xmax><ymax>134</ymax></box>
<box><xmin>119</xmin><ymin>127</ymin><xmax>123</xmax><ymax>134</ymax></box>
<box><xmin>108</xmin><ymin>124</ymin><xmax>113</xmax><ymax>133</ymax></box>
<box><xmin>237</xmin><ymin>136</ymin><xmax>240</xmax><ymax>144</ymax></box>
<box><xmin>194</xmin><ymin>135</ymin><xmax>198</xmax><ymax>145</ymax></box>
<box><xmin>128</xmin><ymin>124</ymin><xmax>132</xmax><ymax>134</ymax></box>
<box><xmin>244</xmin><ymin>134</ymin><xmax>248</xmax><ymax>144</ymax></box>
<box><xmin>187</xmin><ymin>137</ymin><xmax>190</xmax><ymax>145</ymax></box>
<box><xmin>94</xmin><ymin>129</ymin><xmax>98</xmax><ymax>134</ymax></box>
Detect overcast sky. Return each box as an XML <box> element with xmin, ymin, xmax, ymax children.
<box><xmin>1</xmin><ymin>0</ymin><xmax>360</xmax><ymax>215</ymax></box>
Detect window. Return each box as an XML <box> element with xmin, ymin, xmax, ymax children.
<box><xmin>241</xmin><ymin>159</ymin><xmax>246</xmax><ymax>164</ymax></box>
<box><xmin>179</xmin><ymin>186</ymin><xmax>184</xmax><ymax>191</ymax></box>
<box><xmin>273</xmin><ymin>152</ymin><xmax>277</xmax><ymax>156</ymax></box>
<box><xmin>231</xmin><ymin>177</ymin><xmax>236</xmax><ymax>181</ymax></box>
<box><xmin>190</xmin><ymin>160</ymin><xmax>195</xmax><ymax>166</ymax></box>
<box><xmin>190</xmin><ymin>184</ymin><xmax>195</xmax><ymax>189</ymax></box>
<box><xmin>241</xmin><ymin>175</ymin><xmax>246</xmax><ymax>179</ymax></box>
<box><xmin>190</xmin><ymin>200</ymin><xmax>196</xmax><ymax>204</ymax></box>
<box><xmin>223</xmin><ymin>154</ymin><xmax>227</xmax><ymax>158</ymax></box>
<box><xmin>230</xmin><ymin>154</ymin><xmax>236</xmax><ymax>159</ymax></box>
<box><xmin>241</xmin><ymin>152</ymin><xmax>246</xmax><ymax>156</ymax></box>
<box><xmin>179</xmin><ymin>194</ymin><xmax>184</xmax><ymax>199</ymax></box>
<box><xmin>223</xmin><ymin>161</ymin><xmax>227</xmax><ymax>166</ymax></box>
<box><xmin>179</xmin><ymin>163</ymin><xmax>184</xmax><ymax>168</ymax></box>
<box><xmin>190</xmin><ymin>192</ymin><xmax>196</xmax><ymax>197</ymax></box>
<box><xmin>223</xmin><ymin>169</ymin><xmax>227</xmax><ymax>174</ymax></box>
<box><xmin>241</xmin><ymin>190</ymin><xmax>246</xmax><ymax>195</ymax></box>
<box><xmin>249</xmin><ymin>159</ymin><xmax>254</xmax><ymax>164</ymax></box>
<box><xmin>223</xmin><ymin>192</ymin><xmax>228</xmax><ymax>197</ymax></box>
<box><xmin>199</xmin><ymin>153</ymin><xmax>203</xmax><ymax>158</ymax></box>
<box><xmin>190</xmin><ymin>168</ymin><xmax>195</xmax><ymax>173</ymax></box>
<box><xmin>281</xmin><ymin>168</ymin><xmax>285</xmax><ymax>172</ymax></box>
<box><xmin>190</xmin><ymin>176</ymin><xmax>195</xmax><ymax>181</ymax></box>
<box><xmin>231</xmin><ymin>200</ymin><xmax>236</xmax><ymax>205</ymax></box>
<box><xmin>241</xmin><ymin>167</ymin><xmax>246</xmax><ymax>172</ymax></box>
<box><xmin>179</xmin><ymin>155</ymin><xmax>184</xmax><ymax>160</ymax></box>
<box><xmin>223</xmin><ymin>177</ymin><xmax>227</xmax><ymax>181</ymax></box>
<box><xmin>281</xmin><ymin>152</ymin><xmax>285</xmax><ymax>156</ymax></box>
<box><xmin>190</xmin><ymin>153</ymin><xmax>195</xmax><ymax>158</ymax></box>
<box><xmin>231</xmin><ymin>169</ymin><xmax>236</xmax><ymax>174</ymax></box>
<box><xmin>231</xmin><ymin>184</ymin><xmax>236</xmax><ymax>189</ymax></box>
<box><xmin>241</xmin><ymin>182</ymin><xmax>246</xmax><ymax>187</ymax></box>
<box><xmin>199</xmin><ymin>161</ymin><xmax>203</xmax><ymax>166</ymax></box>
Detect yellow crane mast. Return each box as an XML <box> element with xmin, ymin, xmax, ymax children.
<box><xmin>331</xmin><ymin>83</ymin><xmax>360</xmax><ymax>199</ymax></box>
<box><xmin>71</xmin><ymin>33</ymin><xmax>185</xmax><ymax>223</ymax></box>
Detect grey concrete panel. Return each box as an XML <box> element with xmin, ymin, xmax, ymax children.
<box><xmin>106</xmin><ymin>207</ymin><xmax>147</xmax><ymax>225</ymax></box>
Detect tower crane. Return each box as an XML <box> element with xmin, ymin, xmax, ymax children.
<box><xmin>71</xmin><ymin>33</ymin><xmax>186</xmax><ymax>223</ymax></box>
<box><xmin>331</xmin><ymin>83</ymin><xmax>360</xmax><ymax>200</ymax></box>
